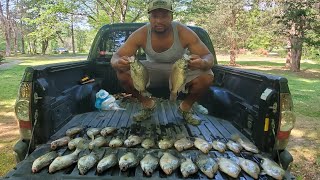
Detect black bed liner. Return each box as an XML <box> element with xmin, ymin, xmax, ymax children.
<box><xmin>4</xmin><ymin>100</ymin><xmax>290</xmax><ymax>180</ymax></box>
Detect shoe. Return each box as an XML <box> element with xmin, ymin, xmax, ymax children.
<box><xmin>133</xmin><ymin>105</ymin><xmax>155</xmax><ymax>122</ymax></box>
<box><xmin>178</xmin><ymin>107</ymin><xmax>201</xmax><ymax>125</ymax></box>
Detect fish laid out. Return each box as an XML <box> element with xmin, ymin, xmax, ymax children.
<box><xmin>195</xmin><ymin>154</ymin><xmax>218</xmax><ymax>178</ymax></box>
<box><xmin>51</xmin><ymin>136</ymin><xmax>71</xmax><ymax>150</ymax></box>
<box><xmin>159</xmin><ymin>152</ymin><xmax>180</xmax><ymax>175</ymax></box>
<box><xmin>238</xmin><ymin>157</ymin><xmax>260</xmax><ymax>179</ymax></box>
<box><xmin>194</xmin><ymin>138</ymin><xmax>211</xmax><ymax>154</ymax></box>
<box><xmin>180</xmin><ymin>158</ymin><xmax>198</xmax><ymax>178</ymax></box>
<box><xmin>49</xmin><ymin>148</ymin><xmax>82</xmax><ymax>173</ymax></box>
<box><xmin>140</xmin><ymin>154</ymin><xmax>159</xmax><ymax>176</ymax></box>
<box><xmin>66</xmin><ymin>126</ymin><xmax>83</xmax><ymax>137</ymax></box>
<box><xmin>226</xmin><ymin>140</ymin><xmax>242</xmax><ymax>154</ymax></box>
<box><xmin>87</xmin><ymin>128</ymin><xmax>101</xmax><ymax>140</ymax></box>
<box><xmin>124</xmin><ymin>135</ymin><xmax>142</xmax><ymax>147</ymax></box>
<box><xmin>32</xmin><ymin>151</ymin><xmax>59</xmax><ymax>173</ymax></box>
<box><xmin>129</xmin><ymin>56</ymin><xmax>151</xmax><ymax>97</ymax></box>
<box><xmin>174</xmin><ymin>137</ymin><xmax>193</xmax><ymax>152</ymax></box>
<box><xmin>78</xmin><ymin>152</ymin><xmax>99</xmax><ymax>175</ymax></box>
<box><xmin>231</xmin><ymin>134</ymin><xmax>259</xmax><ymax>153</ymax></box>
<box><xmin>170</xmin><ymin>55</ymin><xmax>189</xmax><ymax>101</ymax></box>
<box><xmin>256</xmin><ymin>155</ymin><xmax>285</xmax><ymax>180</ymax></box>
<box><xmin>109</xmin><ymin>136</ymin><xmax>123</xmax><ymax>148</ymax></box>
<box><xmin>119</xmin><ymin>152</ymin><xmax>139</xmax><ymax>171</ymax></box>
<box><xmin>100</xmin><ymin>127</ymin><xmax>117</xmax><ymax>137</ymax></box>
<box><xmin>97</xmin><ymin>154</ymin><xmax>118</xmax><ymax>174</ymax></box>
<box><xmin>89</xmin><ymin>136</ymin><xmax>108</xmax><ymax>150</ymax></box>
<box><xmin>141</xmin><ymin>138</ymin><xmax>155</xmax><ymax>149</ymax></box>
<box><xmin>218</xmin><ymin>157</ymin><xmax>241</xmax><ymax>178</ymax></box>
<box><xmin>68</xmin><ymin>137</ymin><xmax>85</xmax><ymax>150</ymax></box>
<box><xmin>212</xmin><ymin>140</ymin><xmax>226</xmax><ymax>153</ymax></box>
<box><xmin>158</xmin><ymin>137</ymin><xmax>174</xmax><ymax>150</ymax></box>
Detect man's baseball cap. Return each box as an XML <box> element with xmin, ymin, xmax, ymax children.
<box><xmin>148</xmin><ymin>0</ymin><xmax>173</xmax><ymax>13</ymax></box>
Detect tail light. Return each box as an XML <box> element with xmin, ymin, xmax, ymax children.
<box><xmin>275</xmin><ymin>93</ymin><xmax>296</xmax><ymax>150</ymax></box>
<box><xmin>15</xmin><ymin>82</ymin><xmax>32</xmax><ymax>139</ymax></box>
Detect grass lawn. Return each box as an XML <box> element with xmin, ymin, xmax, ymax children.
<box><xmin>0</xmin><ymin>54</ymin><xmax>319</xmax><ymax>179</ymax></box>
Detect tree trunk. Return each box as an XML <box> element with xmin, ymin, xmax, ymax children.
<box><xmin>290</xmin><ymin>35</ymin><xmax>303</xmax><ymax>72</ymax></box>
<box><xmin>21</xmin><ymin>35</ymin><xmax>25</xmax><ymax>54</ymax></box>
<box><xmin>13</xmin><ymin>27</ymin><xmax>18</xmax><ymax>55</ymax></box>
<box><xmin>229</xmin><ymin>9</ymin><xmax>237</xmax><ymax>66</ymax></box>
<box><xmin>285</xmin><ymin>39</ymin><xmax>291</xmax><ymax>68</ymax></box>
<box><xmin>32</xmin><ymin>40</ymin><xmax>37</xmax><ymax>54</ymax></box>
<box><xmin>4</xmin><ymin>29</ymin><xmax>11</xmax><ymax>56</ymax></box>
<box><xmin>71</xmin><ymin>15</ymin><xmax>75</xmax><ymax>55</ymax></box>
<box><xmin>41</xmin><ymin>39</ymin><xmax>48</xmax><ymax>55</ymax></box>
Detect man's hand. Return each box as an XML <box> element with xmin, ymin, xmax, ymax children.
<box><xmin>188</xmin><ymin>54</ymin><xmax>205</xmax><ymax>70</ymax></box>
<box><xmin>115</xmin><ymin>56</ymin><xmax>131</xmax><ymax>72</ymax></box>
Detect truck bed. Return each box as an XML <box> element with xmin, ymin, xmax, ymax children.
<box><xmin>5</xmin><ymin>100</ymin><xmax>289</xmax><ymax>180</ymax></box>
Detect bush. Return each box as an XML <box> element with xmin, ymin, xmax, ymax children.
<box><xmin>0</xmin><ymin>54</ymin><xmax>4</xmax><ymax>62</ymax></box>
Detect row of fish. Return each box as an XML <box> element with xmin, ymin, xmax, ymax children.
<box><xmin>32</xmin><ymin>147</ymin><xmax>285</xmax><ymax>179</ymax></box>
<box><xmin>52</xmin><ymin>126</ymin><xmax>260</xmax><ymax>154</ymax></box>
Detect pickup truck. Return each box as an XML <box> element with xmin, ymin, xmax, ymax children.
<box><xmin>4</xmin><ymin>23</ymin><xmax>296</xmax><ymax>180</ymax></box>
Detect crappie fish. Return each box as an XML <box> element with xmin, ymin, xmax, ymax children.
<box><xmin>180</xmin><ymin>158</ymin><xmax>198</xmax><ymax>178</ymax></box>
<box><xmin>238</xmin><ymin>157</ymin><xmax>260</xmax><ymax>179</ymax></box>
<box><xmin>78</xmin><ymin>152</ymin><xmax>98</xmax><ymax>175</ymax></box>
<box><xmin>194</xmin><ymin>137</ymin><xmax>211</xmax><ymax>154</ymax></box>
<box><xmin>141</xmin><ymin>138</ymin><xmax>155</xmax><ymax>149</ymax></box>
<box><xmin>218</xmin><ymin>157</ymin><xmax>241</xmax><ymax>178</ymax></box>
<box><xmin>66</xmin><ymin>126</ymin><xmax>83</xmax><ymax>137</ymax></box>
<box><xmin>87</xmin><ymin>128</ymin><xmax>101</xmax><ymax>140</ymax></box>
<box><xmin>124</xmin><ymin>135</ymin><xmax>142</xmax><ymax>147</ymax></box>
<box><xmin>109</xmin><ymin>136</ymin><xmax>123</xmax><ymax>148</ymax></box>
<box><xmin>129</xmin><ymin>56</ymin><xmax>150</xmax><ymax>97</ymax></box>
<box><xmin>49</xmin><ymin>148</ymin><xmax>81</xmax><ymax>173</ymax></box>
<box><xmin>100</xmin><ymin>127</ymin><xmax>117</xmax><ymax>137</ymax></box>
<box><xmin>255</xmin><ymin>155</ymin><xmax>285</xmax><ymax>180</ymax></box>
<box><xmin>32</xmin><ymin>151</ymin><xmax>58</xmax><ymax>173</ymax></box>
<box><xmin>196</xmin><ymin>154</ymin><xmax>218</xmax><ymax>178</ymax></box>
<box><xmin>89</xmin><ymin>136</ymin><xmax>108</xmax><ymax>150</ymax></box>
<box><xmin>119</xmin><ymin>152</ymin><xmax>139</xmax><ymax>171</ymax></box>
<box><xmin>174</xmin><ymin>137</ymin><xmax>193</xmax><ymax>152</ymax></box>
<box><xmin>170</xmin><ymin>55</ymin><xmax>189</xmax><ymax>101</ymax></box>
<box><xmin>159</xmin><ymin>152</ymin><xmax>180</xmax><ymax>175</ymax></box>
<box><xmin>231</xmin><ymin>134</ymin><xmax>259</xmax><ymax>153</ymax></box>
<box><xmin>226</xmin><ymin>140</ymin><xmax>242</xmax><ymax>153</ymax></box>
<box><xmin>68</xmin><ymin>137</ymin><xmax>85</xmax><ymax>150</ymax></box>
<box><xmin>212</xmin><ymin>140</ymin><xmax>226</xmax><ymax>153</ymax></box>
<box><xmin>51</xmin><ymin>136</ymin><xmax>71</xmax><ymax>150</ymax></box>
<box><xmin>158</xmin><ymin>137</ymin><xmax>174</xmax><ymax>150</ymax></box>
<box><xmin>140</xmin><ymin>154</ymin><xmax>159</xmax><ymax>176</ymax></box>
<box><xmin>97</xmin><ymin>154</ymin><xmax>118</xmax><ymax>174</ymax></box>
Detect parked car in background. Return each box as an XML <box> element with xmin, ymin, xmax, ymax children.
<box><xmin>52</xmin><ymin>47</ymin><xmax>69</xmax><ymax>54</ymax></box>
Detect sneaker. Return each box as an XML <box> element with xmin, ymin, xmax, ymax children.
<box><xmin>178</xmin><ymin>107</ymin><xmax>201</xmax><ymax>126</ymax></box>
<box><xmin>133</xmin><ymin>105</ymin><xmax>155</xmax><ymax>122</ymax></box>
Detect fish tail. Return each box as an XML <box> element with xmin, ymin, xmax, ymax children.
<box><xmin>170</xmin><ymin>92</ymin><xmax>177</xmax><ymax>101</ymax></box>
<box><xmin>230</xmin><ymin>134</ymin><xmax>241</xmax><ymax>142</ymax></box>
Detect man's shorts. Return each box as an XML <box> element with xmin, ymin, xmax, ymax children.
<box><xmin>140</xmin><ymin>61</ymin><xmax>214</xmax><ymax>93</ymax></box>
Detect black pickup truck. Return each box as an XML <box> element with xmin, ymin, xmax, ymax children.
<box><xmin>4</xmin><ymin>23</ymin><xmax>296</xmax><ymax>180</ymax></box>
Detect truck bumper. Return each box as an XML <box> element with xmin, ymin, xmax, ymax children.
<box><xmin>13</xmin><ymin>139</ymin><xmax>28</xmax><ymax>163</ymax></box>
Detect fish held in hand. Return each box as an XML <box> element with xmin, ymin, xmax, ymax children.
<box><xmin>170</xmin><ymin>55</ymin><xmax>189</xmax><ymax>101</ymax></box>
<box><xmin>129</xmin><ymin>56</ymin><xmax>151</xmax><ymax>97</ymax></box>
<box><xmin>32</xmin><ymin>151</ymin><xmax>58</xmax><ymax>173</ymax></box>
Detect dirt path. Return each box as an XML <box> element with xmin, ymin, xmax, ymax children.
<box><xmin>0</xmin><ymin>60</ymin><xmax>21</xmax><ymax>70</ymax></box>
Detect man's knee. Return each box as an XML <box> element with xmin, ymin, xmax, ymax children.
<box><xmin>116</xmin><ymin>71</ymin><xmax>132</xmax><ymax>86</ymax></box>
<box><xmin>192</xmin><ymin>74</ymin><xmax>214</xmax><ymax>88</ymax></box>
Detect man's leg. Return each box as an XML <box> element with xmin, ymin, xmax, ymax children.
<box><xmin>116</xmin><ymin>71</ymin><xmax>155</xmax><ymax>121</ymax></box>
<box><xmin>179</xmin><ymin>74</ymin><xmax>214</xmax><ymax>125</ymax></box>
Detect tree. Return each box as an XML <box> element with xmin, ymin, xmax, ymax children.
<box><xmin>0</xmin><ymin>0</ymin><xmax>13</xmax><ymax>56</ymax></box>
<box><xmin>276</xmin><ymin>0</ymin><xmax>320</xmax><ymax>72</ymax></box>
